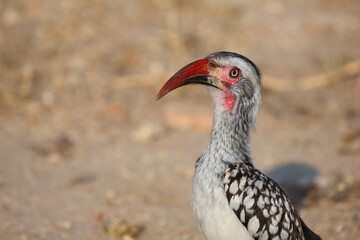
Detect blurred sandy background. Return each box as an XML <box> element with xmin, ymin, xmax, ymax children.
<box><xmin>0</xmin><ymin>0</ymin><xmax>360</xmax><ymax>239</ymax></box>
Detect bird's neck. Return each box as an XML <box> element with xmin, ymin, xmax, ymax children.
<box><xmin>206</xmin><ymin>101</ymin><xmax>254</xmax><ymax>166</ymax></box>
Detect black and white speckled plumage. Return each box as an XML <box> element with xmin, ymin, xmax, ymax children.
<box><xmin>223</xmin><ymin>162</ymin><xmax>304</xmax><ymax>240</ymax></box>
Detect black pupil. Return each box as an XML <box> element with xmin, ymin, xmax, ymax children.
<box><xmin>231</xmin><ymin>69</ymin><xmax>238</xmax><ymax>77</ymax></box>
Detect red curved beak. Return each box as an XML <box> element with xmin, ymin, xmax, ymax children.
<box><xmin>156</xmin><ymin>58</ymin><xmax>224</xmax><ymax>100</ymax></box>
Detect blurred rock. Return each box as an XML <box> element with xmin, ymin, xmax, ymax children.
<box><xmin>41</xmin><ymin>91</ymin><xmax>55</xmax><ymax>106</ymax></box>
<box><xmin>266</xmin><ymin>162</ymin><xmax>318</xmax><ymax>208</ymax></box>
<box><xmin>66</xmin><ymin>173</ymin><xmax>97</xmax><ymax>187</ymax></box>
<box><xmin>131</xmin><ymin>122</ymin><xmax>165</xmax><ymax>143</ymax></box>
<box><xmin>19</xmin><ymin>235</ymin><xmax>27</xmax><ymax>240</ymax></box>
<box><xmin>55</xmin><ymin>134</ymin><xmax>73</xmax><ymax>156</ymax></box>
<box><xmin>48</xmin><ymin>152</ymin><xmax>62</xmax><ymax>163</ymax></box>
<box><xmin>56</xmin><ymin>221</ymin><xmax>72</xmax><ymax>229</ymax></box>
<box><xmin>161</xmin><ymin>102</ymin><xmax>212</xmax><ymax>132</ymax></box>
<box><xmin>3</xmin><ymin>8</ymin><xmax>19</xmax><ymax>26</ymax></box>
<box><xmin>31</xmin><ymin>134</ymin><xmax>74</xmax><ymax>160</ymax></box>
<box><xmin>338</xmin><ymin>129</ymin><xmax>360</xmax><ymax>155</ymax></box>
<box><xmin>100</xmin><ymin>104</ymin><xmax>128</xmax><ymax>121</ymax></box>
<box><xmin>106</xmin><ymin>189</ymin><xmax>123</xmax><ymax>206</ymax></box>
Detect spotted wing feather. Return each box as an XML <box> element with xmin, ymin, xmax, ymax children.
<box><xmin>223</xmin><ymin>162</ymin><xmax>306</xmax><ymax>240</ymax></box>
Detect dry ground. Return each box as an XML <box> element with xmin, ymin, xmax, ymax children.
<box><xmin>0</xmin><ymin>0</ymin><xmax>360</xmax><ymax>239</ymax></box>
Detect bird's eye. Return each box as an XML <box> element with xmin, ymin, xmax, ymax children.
<box><xmin>229</xmin><ymin>68</ymin><xmax>240</xmax><ymax>78</ymax></box>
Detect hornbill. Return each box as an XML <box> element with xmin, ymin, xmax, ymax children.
<box><xmin>156</xmin><ymin>51</ymin><xmax>321</xmax><ymax>240</ymax></box>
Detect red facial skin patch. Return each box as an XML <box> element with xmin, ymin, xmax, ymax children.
<box><xmin>220</xmin><ymin>66</ymin><xmax>241</xmax><ymax>112</ymax></box>
<box><xmin>221</xmin><ymin>66</ymin><xmax>241</xmax><ymax>85</ymax></box>
<box><xmin>224</xmin><ymin>90</ymin><xmax>236</xmax><ymax>112</ymax></box>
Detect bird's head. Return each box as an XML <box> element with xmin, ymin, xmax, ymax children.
<box><xmin>156</xmin><ymin>51</ymin><xmax>261</xmax><ymax>127</ymax></box>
